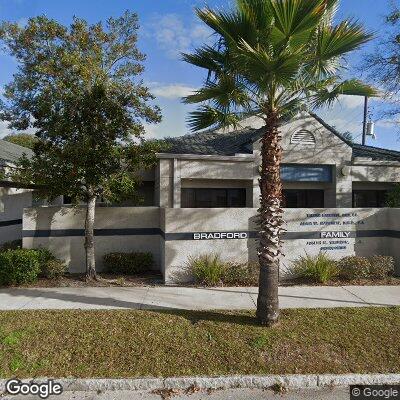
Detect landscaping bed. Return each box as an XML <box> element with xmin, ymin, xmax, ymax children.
<box><xmin>0</xmin><ymin>307</ymin><xmax>399</xmax><ymax>378</ymax></box>
<box><xmin>0</xmin><ymin>243</ymin><xmax>162</xmax><ymax>288</ymax></box>
<box><xmin>10</xmin><ymin>272</ymin><xmax>163</xmax><ymax>288</ymax></box>
<box><xmin>280</xmin><ymin>276</ymin><xmax>400</xmax><ymax>287</ymax></box>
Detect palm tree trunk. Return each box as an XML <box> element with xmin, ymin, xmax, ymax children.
<box><xmin>256</xmin><ymin>111</ymin><xmax>283</xmax><ymax>326</ymax></box>
<box><xmin>85</xmin><ymin>194</ymin><xmax>97</xmax><ymax>281</ymax></box>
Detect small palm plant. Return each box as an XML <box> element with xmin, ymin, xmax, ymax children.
<box><xmin>183</xmin><ymin>0</ymin><xmax>378</xmax><ymax>326</ymax></box>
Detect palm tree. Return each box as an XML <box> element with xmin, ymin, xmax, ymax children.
<box><xmin>183</xmin><ymin>0</ymin><xmax>378</xmax><ymax>326</ymax></box>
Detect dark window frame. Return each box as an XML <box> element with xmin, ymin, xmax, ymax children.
<box><xmin>181</xmin><ymin>188</ymin><xmax>247</xmax><ymax>208</ymax></box>
<box><xmin>352</xmin><ymin>190</ymin><xmax>388</xmax><ymax>208</ymax></box>
<box><xmin>282</xmin><ymin>189</ymin><xmax>325</xmax><ymax>208</ymax></box>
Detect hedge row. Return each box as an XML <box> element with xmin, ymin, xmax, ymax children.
<box><xmin>0</xmin><ymin>246</ymin><xmax>66</xmax><ymax>286</ymax></box>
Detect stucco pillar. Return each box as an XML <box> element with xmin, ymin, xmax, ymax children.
<box><xmin>252</xmin><ymin>157</ymin><xmax>261</xmax><ymax>208</ymax></box>
<box><xmin>0</xmin><ymin>187</ymin><xmax>5</xmax><ymax>213</ymax></box>
<box><xmin>156</xmin><ymin>159</ymin><xmax>174</xmax><ymax>208</ymax></box>
<box><xmin>336</xmin><ymin>165</ymin><xmax>353</xmax><ymax>207</ymax></box>
<box><xmin>252</xmin><ymin>178</ymin><xmax>260</xmax><ymax>208</ymax></box>
<box><xmin>173</xmin><ymin>159</ymin><xmax>181</xmax><ymax>208</ymax></box>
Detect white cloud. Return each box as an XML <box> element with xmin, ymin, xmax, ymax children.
<box><xmin>146</xmin><ymin>13</ymin><xmax>212</xmax><ymax>59</ymax></box>
<box><xmin>0</xmin><ymin>120</ymin><xmax>13</xmax><ymax>138</ymax></box>
<box><xmin>143</xmin><ymin>123</ymin><xmax>161</xmax><ymax>139</ymax></box>
<box><xmin>17</xmin><ymin>17</ymin><xmax>28</xmax><ymax>28</ymax></box>
<box><xmin>375</xmin><ymin>119</ymin><xmax>399</xmax><ymax>128</ymax></box>
<box><xmin>338</xmin><ymin>95</ymin><xmax>365</xmax><ymax>109</ymax></box>
<box><xmin>151</xmin><ymin>83</ymin><xmax>197</xmax><ymax>100</ymax></box>
<box><xmin>0</xmin><ymin>120</ymin><xmax>36</xmax><ymax>139</ymax></box>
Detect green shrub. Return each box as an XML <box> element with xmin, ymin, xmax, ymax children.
<box><xmin>0</xmin><ymin>240</ymin><xmax>22</xmax><ymax>252</ymax></box>
<box><xmin>34</xmin><ymin>248</ymin><xmax>66</xmax><ymax>279</ymax></box>
<box><xmin>189</xmin><ymin>254</ymin><xmax>226</xmax><ymax>286</ymax></box>
<box><xmin>290</xmin><ymin>253</ymin><xmax>338</xmax><ymax>284</ymax></box>
<box><xmin>368</xmin><ymin>255</ymin><xmax>394</xmax><ymax>279</ymax></box>
<box><xmin>103</xmin><ymin>252</ymin><xmax>153</xmax><ymax>274</ymax></box>
<box><xmin>0</xmin><ymin>249</ymin><xmax>40</xmax><ymax>286</ymax></box>
<box><xmin>223</xmin><ymin>262</ymin><xmax>259</xmax><ymax>286</ymax></box>
<box><xmin>41</xmin><ymin>259</ymin><xmax>67</xmax><ymax>279</ymax></box>
<box><xmin>337</xmin><ymin>256</ymin><xmax>371</xmax><ymax>280</ymax></box>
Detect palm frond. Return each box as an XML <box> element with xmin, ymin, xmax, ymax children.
<box><xmin>183</xmin><ymin>74</ymin><xmax>252</xmax><ymax>109</ymax></box>
<box><xmin>181</xmin><ymin>45</ymin><xmax>227</xmax><ymax>74</ymax></box>
<box><xmin>195</xmin><ymin>6</ymin><xmax>252</xmax><ymax>46</ymax></box>
<box><xmin>184</xmin><ymin>0</ymin><xmax>374</xmax><ymax>132</ymax></box>
<box><xmin>320</xmin><ymin>0</ymin><xmax>340</xmax><ymax>26</ymax></box>
<box><xmin>269</xmin><ymin>0</ymin><xmax>327</xmax><ymax>40</ymax></box>
<box><xmin>311</xmin><ymin>79</ymin><xmax>380</xmax><ymax>108</ymax></box>
<box><xmin>308</xmin><ymin>20</ymin><xmax>374</xmax><ymax>76</ymax></box>
<box><xmin>186</xmin><ymin>105</ymin><xmax>242</xmax><ymax>132</ymax></box>
<box><xmin>237</xmin><ymin>39</ymin><xmax>303</xmax><ymax>86</ymax></box>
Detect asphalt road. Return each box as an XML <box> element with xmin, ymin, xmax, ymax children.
<box><xmin>3</xmin><ymin>387</ymin><xmax>350</xmax><ymax>399</ymax></box>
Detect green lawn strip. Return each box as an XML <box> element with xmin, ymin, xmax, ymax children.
<box><xmin>0</xmin><ymin>307</ymin><xmax>399</xmax><ymax>378</ymax></box>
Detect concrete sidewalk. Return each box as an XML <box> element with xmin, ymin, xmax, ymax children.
<box><xmin>0</xmin><ymin>285</ymin><xmax>399</xmax><ymax>310</ymax></box>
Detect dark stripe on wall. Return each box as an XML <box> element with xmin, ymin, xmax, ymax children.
<box><xmin>0</xmin><ymin>219</ymin><xmax>22</xmax><ymax>227</ymax></box>
<box><xmin>23</xmin><ymin>228</ymin><xmax>163</xmax><ymax>238</ymax></box>
<box><xmin>22</xmin><ymin>228</ymin><xmax>400</xmax><ymax>240</ymax></box>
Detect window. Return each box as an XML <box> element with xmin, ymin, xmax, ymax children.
<box><xmin>283</xmin><ymin>189</ymin><xmax>324</xmax><ymax>208</ymax></box>
<box><xmin>290</xmin><ymin>130</ymin><xmax>316</xmax><ymax>145</ymax></box>
<box><xmin>63</xmin><ymin>195</ymin><xmax>73</xmax><ymax>205</ymax></box>
<box><xmin>281</xmin><ymin>165</ymin><xmax>332</xmax><ymax>183</ymax></box>
<box><xmin>353</xmin><ymin>190</ymin><xmax>388</xmax><ymax>208</ymax></box>
<box><xmin>181</xmin><ymin>188</ymin><xmax>246</xmax><ymax>208</ymax></box>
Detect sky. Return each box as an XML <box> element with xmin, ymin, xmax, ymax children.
<box><xmin>0</xmin><ymin>0</ymin><xmax>399</xmax><ymax>150</ymax></box>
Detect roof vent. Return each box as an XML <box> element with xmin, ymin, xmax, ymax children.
<box><xmin>290</xmin><ymin>130</ymin><xmax>316</xmax><ymax>145</ymax></box>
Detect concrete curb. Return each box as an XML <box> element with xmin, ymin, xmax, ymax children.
<box><xmin>1</xmin><ymin>374</ymin><xmax>400</xmax><ymax>392</ymax></box>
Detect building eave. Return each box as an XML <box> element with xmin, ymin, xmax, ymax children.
<box><xmin>156</xmin><ymin>153</ymin><xmax>255</xmax><ymax>162</ymax></box>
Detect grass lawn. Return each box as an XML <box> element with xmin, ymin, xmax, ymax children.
<box><xmin>0</xmin><ymin>307</ymin><xmax>399</xmax><ymax>378</ymax></box>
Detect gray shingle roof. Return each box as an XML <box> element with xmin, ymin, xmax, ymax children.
<box><xmin>0</xmin><ymin>139</ymin><xmax>33</xmax><ymax>165</ymax></box>
<box><xmin>352</xmin><ymin>144</ymin><xmax>400</xmax><ymax>161</ymax></box>
<box><xmin>163</xmin><ymin>114</ymin><xmax>400</xmax><ymax>162</ymax></box>
<box><xmin>164</xmin><ymin>126</ymin><xmax>263</xmax><ymax>156</ymax></box>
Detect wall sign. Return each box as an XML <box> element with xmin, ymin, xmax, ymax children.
<box><xmin>320</xmin><ymin>231</ymin><xmax>351</xmax><ymax>239</ymax></box>
<box><xmin>300</xmin><ymin>212</ymin><xmax>361</xmax><ymax>252</ymax></box>
<box><xmin>193</xmin><ymin>232</ymin><xmax>248</xmax><ymax>240</ymax></box>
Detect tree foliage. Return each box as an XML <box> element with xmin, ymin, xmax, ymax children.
<box><xmin>0</xmin><ymin>12</ymin><xmax>162</xmax><ymax>204</ymax></box>
<box><xmin>386</xmin><ymin>184</ymin><xmax>400</xmax><ymax>207</ymax></box>
<box><xmin>363</xmin><ymin>2</ymin><xmax>400</xmax><ymax>121</ymax></box>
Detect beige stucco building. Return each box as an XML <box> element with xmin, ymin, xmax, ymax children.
<box><xmin>3</xmin><ymin>113</ymin><xmax>400</xmax><ymax>282</ymax></box>
<box><xmin>148</xmin><ymin>112</ymin><xmax>400</xmax><ymax>211</ymax></box>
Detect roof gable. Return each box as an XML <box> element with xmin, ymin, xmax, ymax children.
<box><xmin>0</xmin><ymin>139</ymin><xmax>33</xmax><ymax>165</ymax></box>
<box><xmin>162</xmin><ymin>113</ymin><xmax>400</xmax><ymax>162</ymax></box>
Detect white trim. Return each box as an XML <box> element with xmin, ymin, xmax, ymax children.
<box><xmin>157</xmin><ymin>153</ymin><xmax>255</xmax><ymax>162</ymax></box>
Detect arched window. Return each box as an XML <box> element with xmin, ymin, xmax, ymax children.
<box><xmin>290</xmin><ymin>130</ymin><xmax>316</xmax><ymax>145</ymax></box>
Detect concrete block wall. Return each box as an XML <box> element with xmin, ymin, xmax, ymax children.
<box><xmin>162</xmin><ymin>207</ymin><xmax>400</xmax><ymax>282</ymax></box>
<box><xmin>23</xmin><ymin>207</ymin><xmax>162</xmax><ymax>273</ymax></box>
<box><xmin>22</xmin><ymin>206</ymin><xmax>400</xmax><ymax>281</ymax></box>
<box><xmin>0</xmin><ymin>187</ymin><xmax>32</xmax><ymax>245</ymax></box>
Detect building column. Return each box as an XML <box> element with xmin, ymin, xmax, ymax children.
<box><xmin>252</xmin><ymin>157</ymin><xmax>261</xmax><ymax>208</ymax></box>
<box><xmin>173</xmin><ymin>159</ymin><xmax>181</xmax><ymax>208</ymax></box>
<box><xmin>336</xmin><ymin>165</ymin><xmax>353</xmax><ymax>208</ymax></box>
<box><xmin>252</xmin><ymin>177</ymin><xmax>260</xmax><ymax>209</ymax></box>
<box><xmin>156</xmin><ymin>159</ymin><xmax>174</xmax><ymax>208</ymax></box>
